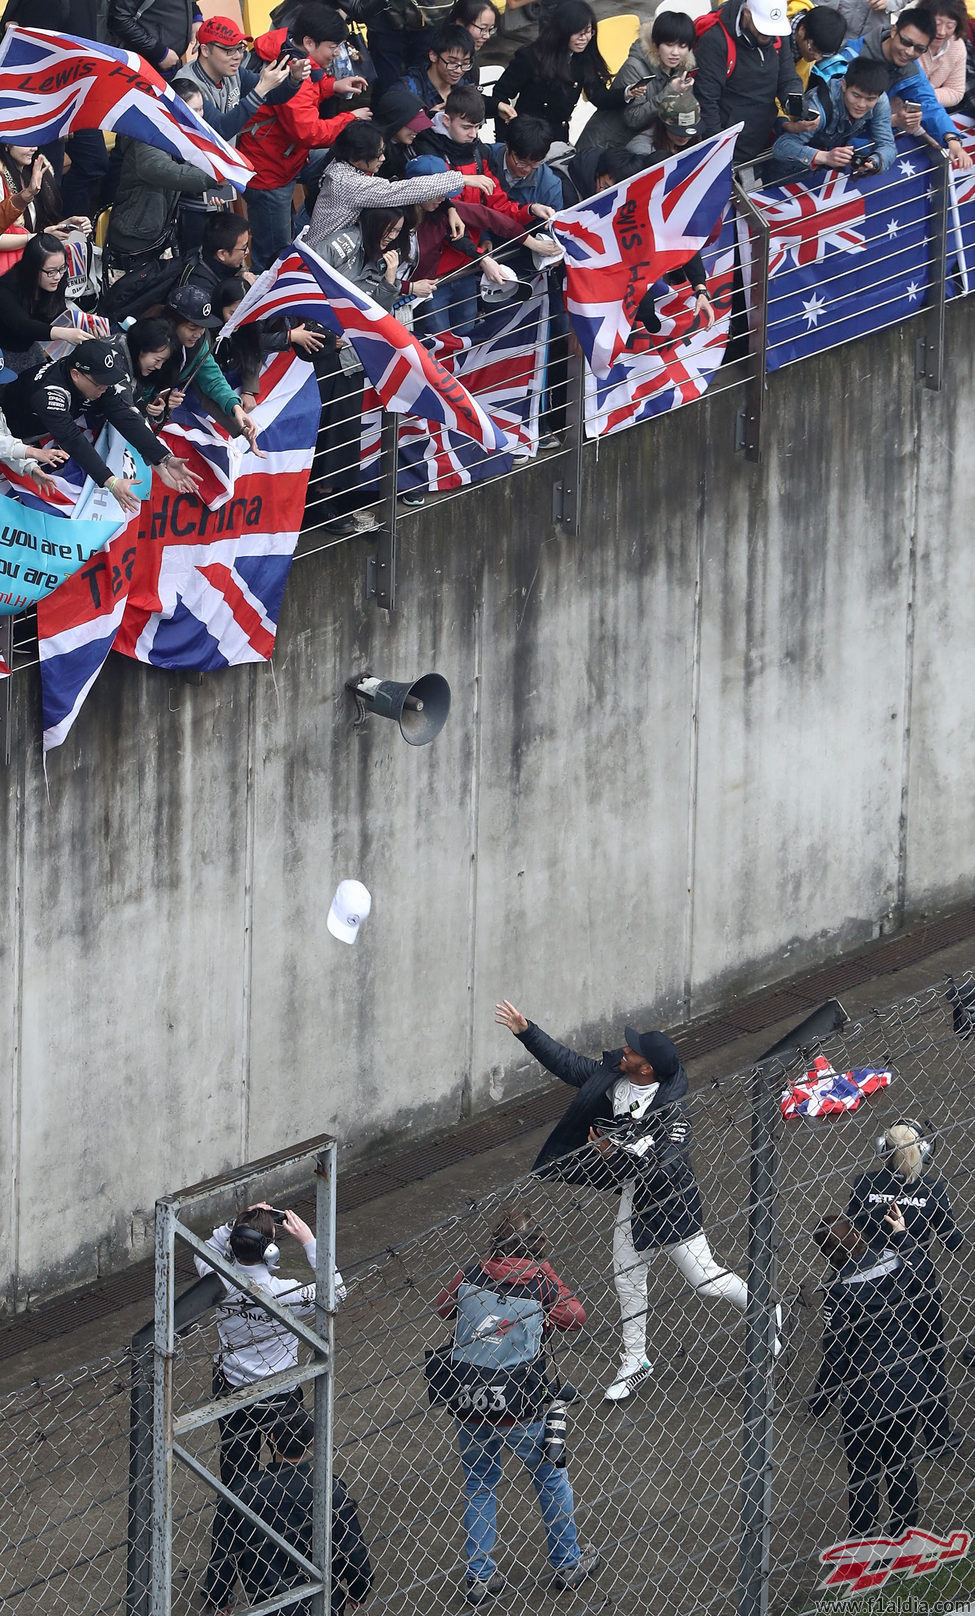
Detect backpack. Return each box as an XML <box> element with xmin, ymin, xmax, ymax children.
<box><xmin>694</xmin><ymin>9</ymin><xmax>781</xmax><ymax>77</ymax></box>
<box><xmin>425</xmin><ymin>1265</ymin><xmax>552</xmax><ymax>1421</ymax></box>
<box><xmin>99</xmin><ymin>256</ymin><xmax>184</xmax><ymax>323</ymax></box>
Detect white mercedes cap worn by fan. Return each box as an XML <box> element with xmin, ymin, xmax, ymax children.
<box><xmin>327</xmin><ymin>879</ymin><xmax>372</xmax><ymax>944</ymax></box>
<box><xmin>746</xmin><ymin>0</ymin><xmax>791</xmax><ymax>34</ymax></box>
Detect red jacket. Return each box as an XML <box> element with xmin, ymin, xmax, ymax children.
<box><xmin>238</xmin><ymin>27</ymin><xmax>358</xmax><ymax>190</ymax></box>
<box><xmin>435</xmin><ymin>1255</ymin><xmax>586</xmax><ymax>1333</ymax></box>
<box><xmin>415</xmin><ymin>195</ymin><xmax>525</xmax><ymax>281</ymax></box>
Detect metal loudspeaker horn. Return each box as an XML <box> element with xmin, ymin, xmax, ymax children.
<box><xmin>347</xmin><ymin>673</ymin><xmax>451</xmax><ymax>746</ymax></box>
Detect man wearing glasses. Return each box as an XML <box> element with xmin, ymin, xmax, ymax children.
<box><xmin>825</xmin><ymin>5</ymin><xmax>973</xmax><ymax>167</ymax></box>
<box><xmin>183</xmin><ymin>17</ymin><xmax>310</xmax><ymax>144</ymax></box>
<box><xmin>398</xmin><ymin>22</ymin><xmax>477</xmax><ymax>109</ymax></box>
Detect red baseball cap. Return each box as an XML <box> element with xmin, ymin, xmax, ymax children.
<box><xmin>197</xmin><ymin>15</ymin><xmax>251</xmax><ymax>46</ymax></box>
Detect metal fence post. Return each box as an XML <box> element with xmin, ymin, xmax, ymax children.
<box><xmin>738</xmin><ymin>1058</ymin><xmax>779</xmax><ymax>1616</ymax></box>
<box><xmin>0</xmin><ymin>618</ymin><xmax>13</xmax><ymax>767</ymax></box>
<box><xmin>311</xmin><ymin>1144</ymin><xmax>337</xmax><ymax>1616</ymax></box>
<box><xmin>371</xmin><ymin>410</ymin><xmax>400</xmax><ymax>613</ymax></box>
<box><xmin>552</xmin><ymin>349</ymin><xmax>585</xmax><ymax>536</ymax></box>
<box><xmin>151</xmin><ymin>1198</ymin><xmax>177</xmax><ymax>1616</ymax></box>
<box><xmin>732</xmin><ymin>178</ymin><xmax>771</xmax><ymax>464</ymax></box>
<box><xmin>917</xmin><ymin>145</ymin><xmax>949</xmax><ymax>390</ymax></box>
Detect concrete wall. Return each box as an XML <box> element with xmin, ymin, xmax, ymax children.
<box><xmin>3</xmin><ymin>304</ymin><xmax>974</xmax><ymax>1310</ymax></box>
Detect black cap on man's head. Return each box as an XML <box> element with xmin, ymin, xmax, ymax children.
<box><xmin>271</xmin><ymin>1409</ymin><xmax>315</xmax><ymax>1458</ymax></box>
<box><xmin>623</xmin><ymin>1028</ymin><xmax>681</xmax><ymax>1078</ymax></box>
<box><xmin>72</xmin><ymin>337</ymin><xmax>124</xmax><ymax>384</ymax></box>
<box><xmin>168</xmin><ymin>284</ymin><xmax>222</xmax><ymax>327</ymax></box>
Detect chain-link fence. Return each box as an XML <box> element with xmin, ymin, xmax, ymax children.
<box><xmin>2</xmin><ymin>970</ymin><xmax>974</xmax><ymax>1616</ymax></box>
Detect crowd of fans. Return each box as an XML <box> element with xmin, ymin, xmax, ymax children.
<box><xmin>0</xmin><ymin>0</ymin><xmax>971</xmax><ymax>534</ymax></box>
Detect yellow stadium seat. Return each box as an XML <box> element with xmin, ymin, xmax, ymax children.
<box><xmin>596</xmin><ymin>12</ymin><xmax>640</xmax><ymax>76</ymax></box>
<box><xmin>241</xmin><ymin>0</ymin><xmax>274</xmax><ymax>38</ymax></box>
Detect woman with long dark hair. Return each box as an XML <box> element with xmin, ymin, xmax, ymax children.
<box><xmin>0</xmin><ymin>232</ymin><xmax>89</xmax><ymax>372</ymax></box>
<box><xmin>491</xmin><ymin>1</ymin><xmax>647</xmax><ymax>144</ymax></box>
<box><xmin>0</xmin><ymin>145</ymin><xmax>90</xmax><ymax>274</ymax></box>
<box><xmin>122</xmin><ymin>317</ymin><xmax>176</xmax><ymax>423</ymax></box>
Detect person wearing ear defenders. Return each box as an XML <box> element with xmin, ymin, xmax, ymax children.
<box><xmin>847</xmin><ymin>1120</ymin><xmax>964</xmax><ymax>1461</ymax></box>
<box><xmin>194</xmin><ymin>1202</ymin><xmax>347</xmax><ymax>1486</ymax></box>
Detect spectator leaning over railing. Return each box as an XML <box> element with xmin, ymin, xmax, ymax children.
<box><xmin>0</xmin><ymin>232</ymin><xmax>88</xmax><ymax>371</ymax></box>
<box><xmin>576</xmin><ymin>11</ymin><xmax>697</xmax><ymax>153</ymax></box>
<box><xmin>819</xmin><ymin>7</ymin><xmax>973</xmax><ymax>168</ymax></box>
<box><xmin>162</xmin><ymin>284</ymin><xmax>263</xmax><ymax>453</ymax></box>
<box><xmin>769</xmin><ymin>55</ymin><xmax>896</xmax><ymax>176</ymax></box>
<box><xmin>917</xmin><ymin>0</ymin><xmax>969</xmax><ymax>107</ymax></box>
<box><xmin>694</xmin><ymin>0</ymin><xmax>803</xmax><ymax>163</ymax></box>
<box><xmin>237</xmin><ymin>5</ymin><xmax>370</xmax><ymax>271</ymax></box>
<box><xmin>491</xmin><ymin>1</ymin><xmax>649</xmax><ymax>146</ymax></box>
<box><xmin>304</xmin><ymin>119</ymin><xmax>473</xmax><ymax>250</ymax></box>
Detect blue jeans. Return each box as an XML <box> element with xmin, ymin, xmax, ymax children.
<box><xmin>456</xmin><ymin>1418</ymin><xmax>581</xmax><ymax>1583</ymax></box>
<box><xmin>417</xmin><ymin>275</ymin><xmax>480</xmax><ymax>339</ymax></box>
<box><xmin>246</xmin><ymin>183</ymin><xmax>295</xmax><ymax>272</ymax></box>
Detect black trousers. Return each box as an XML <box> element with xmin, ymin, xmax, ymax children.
<box><xmin>215</xmin><ymin>1369</ymin><xmax>305</xmax><ymax>1486</ymax></box>
<box><xmin>843</xmin><ymin>1415</ymin><xmax>919</xmax><ymax>1540</ymax></box>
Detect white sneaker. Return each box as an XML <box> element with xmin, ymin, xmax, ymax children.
<box><xmin>604</xmin><ymin>1356</ymin><xmax>653</xmax><ymax>1402</ymax></box>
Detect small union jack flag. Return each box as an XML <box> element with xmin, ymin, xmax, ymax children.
<box><xmin>751</xmin><ymin>168</ymin><xmax>867</xmax><ymax>274</ymax></box>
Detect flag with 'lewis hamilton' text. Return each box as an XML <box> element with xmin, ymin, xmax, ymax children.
<box><xmin>553</xmin><ymin>126</ymin><xmax>740</xmax><ymax>377</ymax></box>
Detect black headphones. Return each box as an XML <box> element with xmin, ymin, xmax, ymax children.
<box><xmin>874</xmin><ymin>1116</ymin><xmax>935</xmax><ymax>1165</ymax></box>
<box><xmin>230</xmin><ymin>1220</ymin><xmax>280</xmax><ymax>1269</ymax></box>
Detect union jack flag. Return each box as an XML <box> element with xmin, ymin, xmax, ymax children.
<box><xmin>0</xmin><ymin>27</ymin><xmax>253</xmax><ymax>190</ymax></box>
<box><xmin>361</xmin><ymin>287</ymin><xmax>547</xmax><ymax>492</ymax></box>
<box><xmin>37</xmin><ymin>353</ymin><xmax>319</xmax><ymax>750</ymax></box>
<box><xmin>751</xmin><ymin>168</ymin><xmax>867</xmax><ymax>274</ymax></box>
<box><xmin>551</xmin><ymin>126</ymin><xmax>740</xmax><ymax>377</ymax></box>
<box><xmin>584</xmin><ymin>240</ymin><xmax>735</xmax><ymax>439</ymax></box>
<box><xmin>222</xmin><ymin>238</ymin><xmax>513</xmax><ymax>453</ymax></box>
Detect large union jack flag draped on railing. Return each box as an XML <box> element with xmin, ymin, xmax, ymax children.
<box><xmin>551</xmin><ymin>125</ymin><xmax>740</xmax><ymax>377</ymax></box>
<box><xmin>222</xmin><ymin>238</ymin><xmax>513</xmax><ymax>453</ymax></box>
<box><xmin>36</xmin><ymin>351</ymin><xmax>319</xmax><ymax>751</ymax></box>
<box><xmin>0</xmin><ymin>27</ymin><xmax>254</xmax><ymax>189</ymax></box>
<box><xmin>361</xmin><ymin>285</ymin><xmax>547</xmax><ymax>493</ymax></box>
<box><xmin>583</xmin><ymin>237</ymin><xmax>736</xmax><ymax>438</ymax></box>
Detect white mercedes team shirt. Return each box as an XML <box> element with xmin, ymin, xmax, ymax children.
<box><xmin>194</xmin><ymin>1223</ymin><xmax>347</xmax><ymax>1387</ymax></box>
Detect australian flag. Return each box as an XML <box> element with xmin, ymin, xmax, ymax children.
<box><xmin>749</xmin><ymin>133</ymin><xmax>970</xmax><ymax>369</ymax></box>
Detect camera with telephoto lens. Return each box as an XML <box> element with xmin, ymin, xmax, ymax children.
<box><xmin>542</xmin><ymin>1399</ymin><xmax>568</xmax><ymax>1466</ymax></box>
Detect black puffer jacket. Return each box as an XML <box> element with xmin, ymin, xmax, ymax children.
<box><xmin>108</xmin><ymin>0</ymin><xmax>195</xmax><ymax>66</ymax></box>
<box><xmin>524</xmin><ymin>1023</ymin><xmax>705</xmax><ymax>1249</ymax></box>
<box><xmin>694</xmin><ymin>0</ymin><xmax>801</xmax><ymax>161</ymax></box>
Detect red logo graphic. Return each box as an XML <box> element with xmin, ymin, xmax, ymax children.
<box><xmin>817</xmin><ymin>1528</ymin><xmax>970</xmax><ymax>1597</ymax></box>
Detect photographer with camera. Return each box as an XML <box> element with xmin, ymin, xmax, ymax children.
<box><xmin>433</xmin><ymin>1206</ymin><xmax>599</xmax><ymax>1605</ymax></box>
<box><xmin>769</xmin><ymin>55</ymin><xmax>896</xmax><ymax>179</ymax></box>
<box><xmin>193</xmin><ymin>1201</ymin><xmax>346</xmax><ymax>1485</ymax></box>
<box><xmin>496</xmin><ymin>1003</ymin><xmax>778</xmax><ymax>1402</ymax></box>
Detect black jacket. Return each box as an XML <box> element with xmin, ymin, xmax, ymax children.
<box><xmin>694</xmin><ymin>0</ymin><xmax>801</xmax><ymax>161</ymax></box>
<box><xmin>491</xmin><ymin>46</ymin><xmax>627</xmax><ymax>144</ymax></box>
<box><xmin>108</xmin><ymin>0</ymin><xmax>195</xmax><ymax>66</ymax></box>
<box><xmin>213</xmin><ymin>1464</ymin><xmax>373</xmax><ymax>1616</ymax></box>
<box><xmin>524</xmin><ymin>1023</ymin><xmax>704</xmax><ymax>1248</ymax></box>
<box><xmin>810</xmin><ymin>1241</ymin><xmax>944</xmax><ymax>1434</ymax></box>
<box><xmin>2</xmin><ymin>356</ymin><xmax>169</xmax><ymax>485</ymax></box>
<box><xmin>847</xmin><ymin>1168</ymin><xmax>963</xmax><ymax>1254</ymax></box>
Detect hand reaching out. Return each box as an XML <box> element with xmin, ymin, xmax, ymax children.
<box><xmin>495</xmin><ymin>1000</ymin><xmax>528</xmax><ymax>1035</ymax></box>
